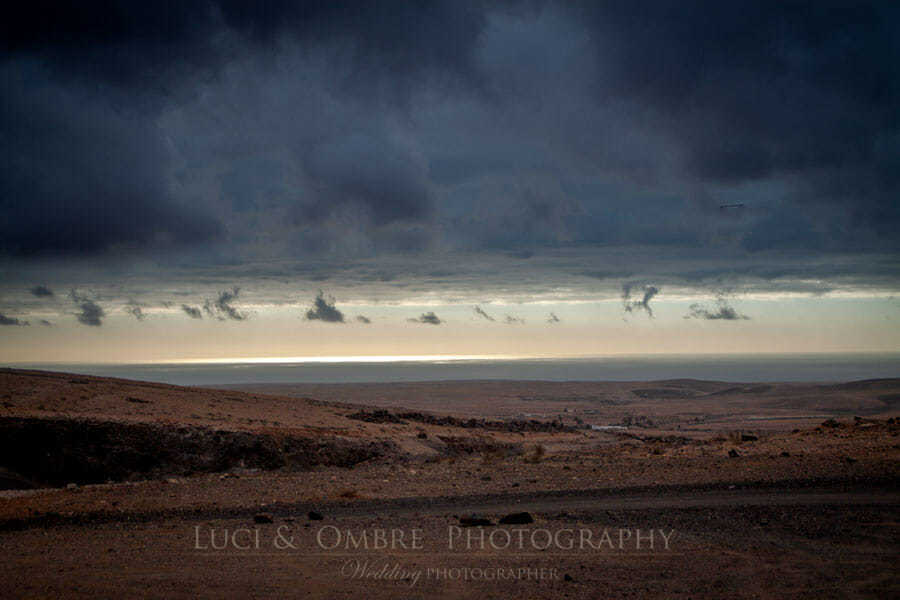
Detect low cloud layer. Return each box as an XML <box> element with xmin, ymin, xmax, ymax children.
<box><xmin>473</xmin><ymin>306</ymin><xmax>495</xmax><ymax>322</ymax></box>
<box><xmin>0</xmin><ymin>313</ymin><xmax>28</xmax><ymax>326</ymax></box>
<box><xmin>69</xmin><ymin>291</ymin><xmax>104</xmax><ymax>327</ymax></box>
<box><xmin>409</xmin><ymin>312</ymin><xmax>442</xmax><ymax>325</ymax></box>
<box><xmin>305</xmin><ymin>291</ymin><xmax>345</xmax><ymax>323</ymax></box>
<box><xmin>204</xmin><ymin>288</ymin><xmax>247</xmax><ymax>321</ymax></box>
<box><xmin>686</xmin><ymin>299</ymin><xmax>750</xmax><ymax>321</ymax></box>
<box><xmin>124</xmin><ymin>301</ymin><xmax>146</xmax><ymax>321</ymax></box>
<box><xmin>622</xmin><ymin>285</ymin><xmax>660</xmax><ymax>318</ymax></box>
<box><xmin>30</xmin><ymin>286</ymin><xmax>54</xmax><ymax>297</ymax></box>
<box><xmin>181</xmin><ymin>305</ymin><xmax>203</xmax><ymax>319</ymax></box>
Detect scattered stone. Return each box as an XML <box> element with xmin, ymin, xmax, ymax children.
<box><xmin>480</xmin><ymin>476</ymin><xmax>492</xmax><ymax>481</ymax></box>
<box><xmin>499</xmin><ymin>512</ymin><xmax>534</xmax><ymax>525</ymax></box>
<box><xmin>126</xmin><ymin>396</ymin><xmax>151</xmax><ymax>404</ymax></box>
<box><xmin>564</xmin><ymin>574</ymin><xmax>574</xmax><ymax>582</ymax></box>
<box><xmin>740</xmin><ymin>433</ymin><xmax>758</xmax><ymax>442</ymax></box>
<box><xmin>417</xmin><ymin>432</ymin><xmax>428</xmax><ymax>439</ymax></box>
<box><xmin>728</xmin><ymin>449</ymin><xmax>740</xmax><ymax>458</ymax></box>
<box><xmin>821</xmin><ymin>419</ymin><xmax>840</xmax><ymax>428</ymax></box>
<box><xmin>780</xmin><ymin>451</ymin><xmax>790</xmax><ymax>457</ymax></box>
<box><xmin>843</xmin><ymin>456</ymin><xmax>858</xmax><ymax>464</ymax></box>
<box><xmin>253</xmin><ymin>513</ymin><xmax>274</xmax><ymax>524</ymax></box>
<box><xmin>308</xmin><ymin>511</ymin><xmax>324</xmax><ymax>521</ymax></box>
<box><xmin>459</xmin><ymin>516</ymin><xmax>493</xmax><ymax>527</ymax></box>
<box><xmin>165</xmin><ymin>478</ymin><xmax>179</xmax><ymax>484</ymax></box>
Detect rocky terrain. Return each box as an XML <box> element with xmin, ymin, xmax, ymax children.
<box><xmin>0</xmin><ymin>368</ymin><xmax>898</xmax><ymax>598</ymax></box>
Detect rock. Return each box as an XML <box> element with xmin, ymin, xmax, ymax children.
<box><xmin>728</xmin><ymin>449</ymin><xmax>740</xmax><ymax>458</ymax></box>
<box><xmin>740</xmin><ymin>433</ymin><xmax>758</xmax><ymax>442</ymax></box>
<box><xmin>480</xmin><ymin>476</ymin><xmax>492</xmax><ymax>481</ymax></box>
<box><xmin>564</xmin><ymin>574</ymin><xmax>574</xmax><ymax>582</ymax></box>
<box><xmin>780</xmin><ymin>451</ymin><xmax>790</xmax><ymax>457</ymax></box>
<box><xmin>166</xmin><ymin>478</ymin><xmax>180</xmax><ymax>484</ymax></box>
<box><xmin>459</xmin><ymin>516</ymin><xmax>493</xmax><ymax>527</ymax></box>
<box><xmin>499</xmin><ymin>512</ymin><xmax>534</xmax><ymax>525</ymax></box>
<box><xmin>253</xmin><ymin>513</ymin><xmax>274</xmax><ymax>524</ymax></box>
<box><xmin>821</xmin><ymin>419</ymin><xmax>840</xmax><ymax>428</ymax></box>
<box><xmin>843</xmin><ymin>456</ymin><xmax>858</xmax><ymax>464</ymax></box>
<box><xmin>308</xmin><ymin>511</ymin><xmax>324</xmax><ymax>521</ymax></box>
<box><xmin>66</xmin><ymin>483</ymin><xmax>78</xmax><ymax>491</ymax></box>
<box><xmin>417</xmin><ymin>432</ymin><xmax>428</xmax><ymax>439</ymax></box>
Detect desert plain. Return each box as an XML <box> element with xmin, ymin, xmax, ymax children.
<box><xmin>0</xmin><ymin>368</ymin><xmax>897</xmax><ymax>598</ymax></box>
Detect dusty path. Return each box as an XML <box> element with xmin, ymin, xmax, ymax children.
<box><xmin>2</xmin><ymin>481</ymin><xmax>897</xmax><ymax>599</ymax></box>
<box><xmin>4</xmin><ymin>479</ymin><xmax>896</xmax><ymax>531</ymax></box>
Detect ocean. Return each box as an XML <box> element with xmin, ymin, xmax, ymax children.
<box><xmin>9</xmin><ymin>353</ymin><xmax>900</xmax><ymax>387</ymax></box>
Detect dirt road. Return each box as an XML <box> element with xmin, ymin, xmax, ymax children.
<box><xmin>2</xmin><ymin>481</ymin><xmax>897</xmax><ymax>599</ymax></box>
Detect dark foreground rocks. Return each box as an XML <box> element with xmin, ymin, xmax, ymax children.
<box><xmin>0</xmin><ymin>417</ymin><xmax>396</xmax><ymax>488</ymax></box>
<box><xmin>499</xmin><ymin>512</ymin><xmax>534</xmax><ymax>524</ymax></box>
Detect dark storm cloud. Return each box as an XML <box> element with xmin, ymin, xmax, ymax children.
<box><xmin>69</xmin><ymin>291</ymin><xmax>104</xmax><ymax>326</ymax></box>
<box><xmin>685</xmin><ymin>299</ymin><xmax>750</xmax><ymax>321</ymax></box>
<box><xmin>305</xmin><ymin>291</ymin><xmax>345</xmax><ymax>323</ymax></box>
<box><xmin>573</xmin><ymin>0</ymin><xmax>900</xmax><ymax>250</ymax></box>
<box><xmin>203</xmin><ymin>287</ymin><xmax>247</xmax><ymax>321</ymax></box>
<box><xmin>547</xmin><ymin>312</ymin><xmax>560</xmax><ymax>324</ymax></box>
<box><xmin>181</xmin><ymin>305</ymin><xmax>203</xmax><ymax>319</ymax></box>
<box><xmin>355</xmin><ymin>315</ymin><xmax>371</xmax><ymax>324</ymax></box>
<box><xmin>0</xmin><ymin>63</ymin><xmax>221</xmax><ymax>256</ymax></box>
<box><xmin>2</xmin><ymin>1</ymin><xmax>486</xmax><ymax>93</ymax></box>
<box><xmin>622</xmin><ymin>284</ymin><xmax>659</xmax><ymax>318</ymax></box>
<box><xmin>0</xmin><ymin>313</ymin><xmax>29</xmax><ymax>326</ymax></box>
<box><xmin>30</xmin><ymin>285</ymin><xmax>54</xmax><ymax>297</ymax></box>
<box><xmin>1</xmin><ymin>0</ymin><xmax>898</xmax><ymax>293</ymax></box>
<box><xmin>473</xmin><ymin>306</ymin><xmax>495</xmax><ymax>322</ymax></box>
<box><xmin>0</xmin><ymin>1</ymin><xmax>486</xmax><ymax>258</ymax></box>
<box><xmin>409</xmin><ymin>312</ymin><xmax>442</xmax><ymax>325</ymax></box>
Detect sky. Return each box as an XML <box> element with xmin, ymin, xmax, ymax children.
<box><xmin>1</xmin><ymin>1</ymin><xmax>898</xmax><ymax>363</ymax></box>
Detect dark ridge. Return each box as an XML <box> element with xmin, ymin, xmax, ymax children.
<box><xmin>0</xmin><ymin>417</ymin><xmax>395</xmax><ymax>488</ymax></box>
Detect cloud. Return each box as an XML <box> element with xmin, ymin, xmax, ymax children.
<box><xmin>355</xmin><ymin>315</ymin><xmax>371</xmax><ymax>324</ymax></box>
<box><xmin>69</xmin><ymin>291</ymin><xmax>104</xmax><ymax>326</ymax></box>
<box><xmin>124</xmin><ymin>301</ymin><xmax>146</xmax><ymax>321</ymax></box>
<box><xmin>0</xmin><ymin>1</ymin><xmax>897</xmax><ymax>301</ymax></box>
<box><xmin>204</xmin><ymin>287</ymin><xmax>247</xmax><ymax>321</ymax></box>
<box><xmin>408</xmin><ymin>312</ymin><xmax>442</xmax><ymax>325</ymax></box>
<box><xmin>305</xmin><ymin>291</ymin><xmax>345</xmax><ymax>323</ymax></box>
<box><xmin>622</xmin><ymin>284</ymin><xmax>659</xmax><ymax>318</ymax></box>
<box><xmin>504</xmin><ymin>315</ymin><xmax>524</xmax><ymax>325</ymax></box>
<box><xmin>547</xmin><ymin>312</ymin><xmax>560</xmax><ymax>323</ymax></box>
<box><xmin>473</xmin><ymin>305</ymin><xmax>495</xmax><ymax>321</ymax></box>
<box><xmin>0</xmin><ymin>313</ymin><xmax>28</xmax><ymax>326</ymax></box>
<box><xmin>30</xmin><ymin>285</ymin><xmax>54</xmax><ymax>297</ymax></box>
<box><xmin>685</xmin><ymin>299</ymin><xmax>750</xmax><ymax>321</ymax></box>
<box><xmin>181</xmin><ymin>304</ymin><xmax>203</xmax><ymax>319</ymax></box>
